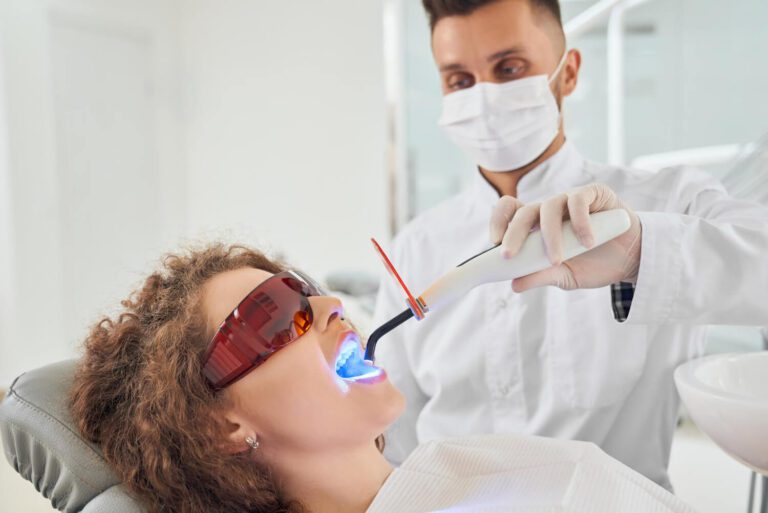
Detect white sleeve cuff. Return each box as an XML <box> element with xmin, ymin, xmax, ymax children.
<box><xmin>625</xmin><ymin>212</ymin><xmax>685</xmax><ymax>324</ymax></box>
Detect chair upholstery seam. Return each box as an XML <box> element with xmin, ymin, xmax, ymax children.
<box><xmin>2</xmin><ymin>389</ymin><xmax>115</xmax><ymax>491</ymax></box>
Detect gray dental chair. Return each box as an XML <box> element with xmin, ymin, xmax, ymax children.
<box><xmin>0</xmin><ymin>360</ymin><xmax>147</xmax><ymax>512</ymax></box>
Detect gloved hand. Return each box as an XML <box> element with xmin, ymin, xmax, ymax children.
<box><xmin>489</xmin><ymin>183</ymin><xmax>642</xmax><ymax>292</ymax></box>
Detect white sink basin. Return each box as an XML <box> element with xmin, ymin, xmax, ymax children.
<box><xmin>675</xmin><ymin>352</ymin><xmax>768</xmax><ymax>475</ymax></box>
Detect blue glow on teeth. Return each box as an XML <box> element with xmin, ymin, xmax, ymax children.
<box><xmin>335</xmin><ymin>339</ymin><xmax>383</xmax><ymax>381</ymax></box>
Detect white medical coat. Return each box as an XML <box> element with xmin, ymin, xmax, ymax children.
<box><xmin>372</xmin><ymin>141</ymin><xmax>768</xmax><ymax>489</ymax></box>
<box><xmin>366</xmin><ymin>434</ymin><xmax>697</xmax><ymax>513</ymax></box>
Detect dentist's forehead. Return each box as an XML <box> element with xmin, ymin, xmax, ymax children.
<box><xmin>202</xmin><ymin>267</ymin><xmax>273</xmax><ymax>332</ymax></box>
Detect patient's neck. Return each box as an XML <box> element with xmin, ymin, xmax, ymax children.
<box><xmin>267</xmin><ymin>441</ymin><xmax>392</xmax><ymax>513</ymax></box>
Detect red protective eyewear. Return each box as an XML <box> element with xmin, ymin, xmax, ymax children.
<box><xmin>202</xmin><ymin>270</ymin><xmax>325</xmax><ymax>390</ymax></box>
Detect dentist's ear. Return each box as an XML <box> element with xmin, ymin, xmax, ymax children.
<box><xmin>560</xmin><ymin>49</ymin><xmax>581</xmax><ymax>98</ymax></box>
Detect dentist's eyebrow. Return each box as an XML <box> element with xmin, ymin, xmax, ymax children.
<box><xmin>487</xmin><ymin>46</ymin><xmax>525</xmax><ymax>63</ymax></box>
<box><xmin>439</xmin><ymin>62</ymin><xmax>466</xmax><ymax>72</ymax></box>
<box><xmin>438</xmin><ymin>45</ymin><xmax>526</xmax><ymax>72</ymax></box>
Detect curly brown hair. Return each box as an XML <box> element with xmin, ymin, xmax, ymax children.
<box><xmin>69</xmin><ymin>243</ymin><xmax>306</xmax><ymax>513</ymax></box>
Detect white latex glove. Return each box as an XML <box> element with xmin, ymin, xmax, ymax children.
<box><xmin>489</xmin><ymin>183</ymin><xmax>642</xmax><ymax>292</ymax></box>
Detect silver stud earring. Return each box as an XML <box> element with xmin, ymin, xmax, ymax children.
<box><xmin>245</xmin><ymin>435</ymin><xmax>260</xmax><ymax>451</ymax></box>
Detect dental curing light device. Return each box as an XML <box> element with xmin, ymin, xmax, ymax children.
<box><xmin>364</xmin><ymin>209</ymin><xmax>632</xmax><ymax>361</ymax></box>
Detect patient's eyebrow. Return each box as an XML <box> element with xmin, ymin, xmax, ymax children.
<box><xmin>487</xmin><ymin>46</ymin><xmax>526</xmax><ymax>63</ymax></box>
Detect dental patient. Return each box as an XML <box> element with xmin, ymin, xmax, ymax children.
<box><xmin>69</xmin><ymin>244</ymin><xmax>696</xmax><ymax>513</ymax></box>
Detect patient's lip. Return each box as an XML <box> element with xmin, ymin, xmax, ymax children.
<box><xmin>349</xmin><ymin>367</ymin><xmax>388</xmax><ymax>385</ymax></box>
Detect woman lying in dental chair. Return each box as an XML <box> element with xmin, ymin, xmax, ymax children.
<box><xmin>69</xmin><ymin>243</ymin><xmax>695</xmax><ymax>513</ymax></box>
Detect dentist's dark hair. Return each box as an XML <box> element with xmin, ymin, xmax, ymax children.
<box><xmin>422</xmin><ymin>0</ymin><xmax>563</xmax><ymax>31</ymax></box>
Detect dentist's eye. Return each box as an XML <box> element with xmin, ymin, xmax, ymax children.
<box><xmin>446</xmin><ymin>72</ymin><xmax>474</xmax><ymax>91</ymax></box>
<box><xmin>496</xmin><ymin>58</ymin><xmax>526</xmax><ymax>80</ymax></box>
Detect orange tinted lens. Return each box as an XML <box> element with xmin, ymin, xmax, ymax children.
<box><xmin>293</xmin><ymin>309</ymin><xmax>312</xmax><ymax>336</ymax></box>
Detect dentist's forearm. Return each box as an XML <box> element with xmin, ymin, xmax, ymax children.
<box><xmin>626</xmin><ymin>210</ymin><xmax>768</xmax><ymax>325</ymax></box>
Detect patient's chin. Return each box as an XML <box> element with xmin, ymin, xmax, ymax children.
<box><xmin>389</xmin><ymin>388</ymin><xmax>407</xmax><ymax>423</ymax></box>
<box><xmin>368</xmin><ymin>380</ymin><xmax>406</xmax><ymax>428</ymax></box>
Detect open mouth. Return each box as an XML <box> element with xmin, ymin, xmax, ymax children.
<box><xmin>335</xmin><ymin>334</ymin><xmax>383</xmax><ymax>382</ymax></box>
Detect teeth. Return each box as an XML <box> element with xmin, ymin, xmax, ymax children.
<box><xmin>335</xmin><ymin>338</ymin><xmax>359</xmax><ymax>371</ymax></box>
<box><xmin>334</xmin><ymin>335</ymin><xmax>383</xmax><ymax>382</ymax></box>
<box><xmin>335</xmin><ymin>350</ymin><xmax>351</xmax><ymax>370</ymax></box>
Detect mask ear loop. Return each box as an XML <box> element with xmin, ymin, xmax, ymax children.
<box><xmin>548</xmin><ymin>49</ymin><xmax>569</xmax><ymax>124</ymax></box>
<box><xmin>548</xmin><ymin>49</ymin><xmax>569</xmax><ymax>85</ymax></box>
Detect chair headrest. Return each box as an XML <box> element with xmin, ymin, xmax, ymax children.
<box><xmin>0</xmin><ymin>360</ymin><xmax>145</xmax><ymax>512</ymax></box>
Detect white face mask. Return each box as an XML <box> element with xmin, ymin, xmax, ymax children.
<box><xmin>438</xmin><ymin>51</ymin><xmax>568</xmax><ymax>172</ymax></box>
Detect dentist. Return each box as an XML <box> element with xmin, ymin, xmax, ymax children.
<box><xmin>373</xmin><ymin>0</ymin><xmax>768</xmax><ymax>490</ymax></box>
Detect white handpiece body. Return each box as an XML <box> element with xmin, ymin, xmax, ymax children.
<box><xmin>417</xmin><ymin>209</ymin><xmax>632</xmax><ymax>313</ymax></box>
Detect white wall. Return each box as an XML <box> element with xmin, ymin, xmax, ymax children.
<box><xmin>0</xmin><ymin>0</ymin><xmax>388</xmax><ymax>385</ymax></box>
<box><xmin>0</xmin><ymin>26</ymin><xmax>15</xmax><ymax>384</ymax></box>
<box><xmin>0</xmin><ymin>0</ymin><xmax>66</xmax><ymax>385</ymax></box>
<box><xmin>180</xmin><ymin>0</ymin><xmax>388</xmax><ymax>281</ymax></box>
<box><xmin>0</xmin><ymin>0</ymin><xmax>186</xmax><ymax>385</ymax></box>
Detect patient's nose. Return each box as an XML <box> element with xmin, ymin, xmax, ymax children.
<box><xmin>309</xmin><ymin>296</ymin><xmax>345</xmax><ymax>332</ymax></box>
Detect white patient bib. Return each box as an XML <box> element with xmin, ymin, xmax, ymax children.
<box><xmin>366</xmin><ymin>434</ymin><xmax>697</xmax><ymax>513</ymax></box>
